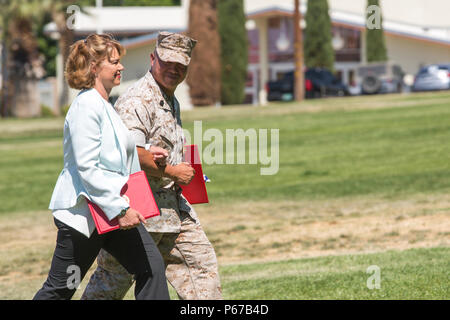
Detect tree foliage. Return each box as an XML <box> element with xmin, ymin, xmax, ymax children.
<box><xmin>304</xmin><ymin>0</ymin><xmax>335</xmax><ymax>71</ymax></box>
<box><xmin>217</xmin><ymin>0</ymin><xmax>248</xmax><ymax>105</ymax></box>
<box><xmin>365</xmin><ymin>0</ymin><xmax>388</xmax><ymax>62</ymax></box>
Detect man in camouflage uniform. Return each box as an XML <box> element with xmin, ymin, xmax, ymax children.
<box><xmin>81</xmin><ymin>32</ymin><xmax>222</xmax><ymax>300</ymax></box>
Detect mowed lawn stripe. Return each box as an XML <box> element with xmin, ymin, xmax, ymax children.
<box><xmin>1</xmin><ymin>93</ymin><xmax>449</xmax><ymax>213</ymax></box>
<box><xmin>188</xmin><ymin>103</ymin><xmax>450</xmax><ymax>202</ymax></box>
<box><xmin>221</xmin><ymin>247</ymin><xmax>449</xmax><ymax>299</ymax></box>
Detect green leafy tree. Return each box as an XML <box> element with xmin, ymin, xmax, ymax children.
<box><xmin>304</xmin><ymin>0</ymin><xmax>335</xmax><ymax>71</ymax></box>
<box><xmin>218</xmin><ymin>0</ymin><xmax>248</xmax><ymax>105</ymax></box>
<box><xmin>365</xmin><ymin>0</ymin><xmax>388</xmax><ymax>62</ymax></box>
<box><xmin>37</xmin><ymin>13</ymin><xmax>58</xmax><ymax>78</ymax></box>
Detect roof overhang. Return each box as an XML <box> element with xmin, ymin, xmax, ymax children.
<box><xmin>245</xmin><ymin>5</ymin><xmax>450</xmax><ymax>47</ymax></box>
<box><xmin>120</xmin><ymin>30</ymin><xmax>186</xmax><ymax>50</ymax></box>
<box><xmin>44</xmin><ymin>4</ymin><xmax>450</xmax><ymax>48</ymax></box>
<box><xmin>246</xmin><ymin>7</ymin><xmax>294</xmax><ymax>20</ymax></box>
<box><xmin>44</xmin><ymin>6</ymin><xmax>186</xmax><ymax>36</ymax></box>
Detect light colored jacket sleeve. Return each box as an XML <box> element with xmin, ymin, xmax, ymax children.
<box><xmin>68</xmin><ymin>99</ymin><xmax>129</xmax><ymax>221</ymax></box>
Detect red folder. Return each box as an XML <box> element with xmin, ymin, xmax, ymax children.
<box><xmin>88</xmin><ymin>171</ymin><xmax>160</xmax><ymax>234</ymax></box>
<box><xmin>180</xmin><ymin>145</ymin><xmax>209</xmax><ymax>204</ymax></box>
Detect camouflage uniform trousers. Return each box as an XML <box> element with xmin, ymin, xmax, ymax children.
<box><xmin>81</xmin><ymin>211</ymin><xmax>222</xmax><ymax>300</ymax></box>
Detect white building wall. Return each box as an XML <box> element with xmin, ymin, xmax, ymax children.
<box><xmin>385</xmin><ymin>34</ymin><xmax>450</xmax><ymax>74</ymax></box>
<box><xmin>117</xmin><ymin>43</ymin><xmax>154</xmax><ymax>93</ymax></box>
<box><xmin>245</xmin><ymin>0</ymin><xmax>450</xmax><ymax>27</ymax></box>
<box><xmin>328</xmin><ymin>0</ymin><xmax>450</xmax><ymax>28</ymax></box>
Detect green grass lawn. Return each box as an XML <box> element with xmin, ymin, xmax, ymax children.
<box><xmin>191</xmin><ymin>99</ymin><xmax>450</xmax><ymax>202</ymax></box>
<box><xmin>1</xmin><ymin>92</ymin><xmax>449</xmax><ymax>214</ymax></box>
<box><xmin>101</xmin><ymin>246</ymin><xmax>448</xmax><ymax>300</ymax></box>
<box><xmin>220</xmin><ymin>247</ymin><xmax>449</xmax><ymax>299</ymax></box>
<box><xmin>0</xmin><ymin>91</ymin><xmax>449</xmax><ymax>299</ymax></box>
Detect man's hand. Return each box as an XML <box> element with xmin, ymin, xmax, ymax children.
<box><xmin>137</xmin><ymin>147</ymin><xmax>194</xmax><ymax>184</ymax></box>
<box><xmin>118</xmin><ymin>208</ymin><xmax>146</xmax><ymax>230</ymax></box>
<box><xmin>164</xmin><ymin>162</ymin><xmax>195</xmax><ymax>185</ymax></box>
<box><xmin>137</xmin><ymin>147</ymin><xmax>168</xmax><ymax>178</ymax></box>
<box><xmin>149</xmin><ymin>146</ymin><xmax>168</xmax><ymax>166</ymax></box>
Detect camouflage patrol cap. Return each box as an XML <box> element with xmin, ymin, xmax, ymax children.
<box><xmin>156</xmin><ymin>31</ymin><xmax>197</xmax><ymax>66</ymax></box>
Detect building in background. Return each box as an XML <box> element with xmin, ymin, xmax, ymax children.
<box><xmin>44</xmin><ymin>0</ymin><xmax>450</xmax><ymax>108</ymax></box>
<box><xmin>244</xmin><ymin>0</ymin><xmax>450</xmax><ymax>104</ymax></box>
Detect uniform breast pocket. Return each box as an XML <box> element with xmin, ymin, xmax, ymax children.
<box><xmin>151</xmin><ymin>108</ymin><xmax>178</xmax><ymax>152</ymax></box>
<box><xmin>152</xmin><ymin>134</ymin><xmax>175</xmax><ymax>152</ymax></box>
<box><xmin>160</xmin><ymin>135</ymin><xmax>174</xmax><ymax>151</ymax></box>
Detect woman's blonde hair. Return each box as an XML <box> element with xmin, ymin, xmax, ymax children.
<box><xmin>65</xmin><ymin>34</ymin><xmax>126</xmax><ymax>90</ymax></box>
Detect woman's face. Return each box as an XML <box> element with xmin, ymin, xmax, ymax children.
<box><xmin>95</xmin><ymin>47</ymin><xmax>124</xmax><ymax>90</ymax></box>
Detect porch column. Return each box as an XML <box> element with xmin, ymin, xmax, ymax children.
<box><xmin>361</xmin><ymin>29</ymin><xmax>367</xmax><ymax>63</ymax></box>
<box><xmin>256</xmin><ymin>18</ymin><xmax>269</xmax><ymax>106</ymax></box>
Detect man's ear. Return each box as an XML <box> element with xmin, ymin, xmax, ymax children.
<box><xmin>150</xmin><ymin>52</ymin><xmax>156</xmax><ymax>66</ymax></box>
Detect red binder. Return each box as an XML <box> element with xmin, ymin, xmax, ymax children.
<box><xmin>180</xmin><ymin>145</ymin><xmax>209</xmax><ymax>204</ymax></box>
<box><xmin>88</xmin><ymin>171</ymin><xmax>160</xmax><ymax>234</ymax></box>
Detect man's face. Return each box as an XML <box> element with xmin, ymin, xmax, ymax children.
<box><xmin>151</xmin><ymin>51</ymin><xmax>188</xmax><ymax>92</ymax></box>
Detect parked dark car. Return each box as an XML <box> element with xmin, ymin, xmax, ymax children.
<box><xmin>267</xmin><ymin>68</ymin><xmax>349</xmax><ymax>101</ymax></box>
<box><xmin>412</xmin><ymin>64</ymin><xmax>450</xmax><ymax>92</ymax></box>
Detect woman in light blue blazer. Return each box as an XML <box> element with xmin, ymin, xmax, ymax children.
<box><xmin>34</xmin><ymin>34</ymin><xmax>169</xmax><ymax>300</ymax></box>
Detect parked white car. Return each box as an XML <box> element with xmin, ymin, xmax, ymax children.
<box><xmin>413</xmin><ymin>64</ymin><xmax>450</xmax><ymax>92</ymax></box>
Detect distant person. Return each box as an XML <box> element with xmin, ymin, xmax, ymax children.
<box><xmin>33</xmin><ymin>34</ymin><xmax>169</xmax><ymax>300</ymax></box>
<box><xmin>82</xmin><ymin>32</ymin><xmax>222</xmax><ymax>300</ymax></box>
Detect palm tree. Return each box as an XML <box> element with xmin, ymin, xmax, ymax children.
<box><xmin>0</xmin><ymin>0</ymin><xmax>78</xmax><ymax>117</ymax></box>
<box><xmin>45</xmin><ymin>0</ymin><xmax>78</xmax><ymax>112</ymax></box>
<box><xmin>0</xmin><ymin>0</ymin><xmax>46</xmax><ymax>117</ymax></box>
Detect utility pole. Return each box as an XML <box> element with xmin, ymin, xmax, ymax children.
<box><xmin>294</xmin><ymin>0</ymin><xmax>304</xmax><ymax>102</ymax></box>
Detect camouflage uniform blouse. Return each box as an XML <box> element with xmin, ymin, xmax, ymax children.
<box><xmin>115</xmin><ymin>71</ymin><xmax>197</xmax><ymax>233</ymax></box>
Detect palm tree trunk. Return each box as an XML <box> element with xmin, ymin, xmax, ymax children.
<box><xmin>187</xmin><ymin>0</ymin><xmax>221</xmax><ymax>106</ymax></box>
<box><xmin>52</xmin><ymin>10</ymin><xmax>74</xmax><ymax>111</ymax></box>
<box><xmin>5</xmin><ymin>16</ymin><xmax>43</xmax><ymax>117</ymax></box>
<box><xmin>1</xmin><ymin>11</ymin><xmax>12</xmax><ymax>118</ymax></box>
<box><xmin>1</xmin><ymin>34</ymin><xmax>10</xmax><ymax>117</ymax></box>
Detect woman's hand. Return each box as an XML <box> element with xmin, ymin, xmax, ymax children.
<box><xmin>118</xmin><ymin>208</ymin><xmax>146</xmax><ymax>230</ymax></box>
